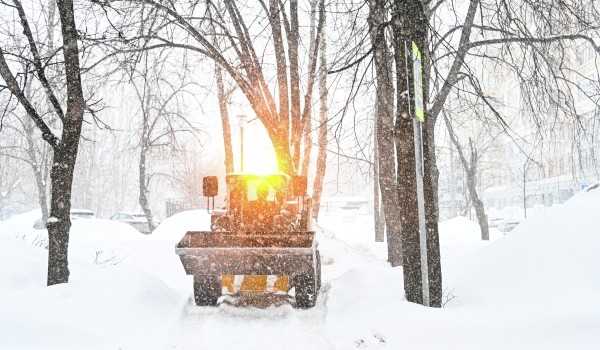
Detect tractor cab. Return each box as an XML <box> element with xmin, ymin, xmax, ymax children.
<box><xmin>203</xmin><ymin>173</ymin><xmax>309</xmax><ymax>232</ymax></box>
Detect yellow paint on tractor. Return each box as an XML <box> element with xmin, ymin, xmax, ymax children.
<box><xmin>221</xmin><ymin>275</ymin><xmax>235</xmax><ymax>294</ymax></box>
<box><xmin>221</xmin><ymin>275</ymin><xmax>289</xmax><ymax>294</ymax></box>
<box><xmin>273</xmin><ymin>275</ymin><xmax>289</xmax><ymax>294</ymax></box>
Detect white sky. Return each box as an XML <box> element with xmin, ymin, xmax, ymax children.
<box><xmin>1</xmin><ymin>182</ymin><xmax>600</xmax><ymax>349</ymax></box>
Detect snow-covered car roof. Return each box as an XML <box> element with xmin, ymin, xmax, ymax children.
<box><xmin>70</xmin><ymin>209</ymin><xmax>94</xmax><ymax>214</ymax></box>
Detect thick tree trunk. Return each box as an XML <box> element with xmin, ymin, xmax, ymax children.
<box><xmin>46</xmin><ymin>0</ymin><xmax>85</xmax><ymax>286</ymax></box>
<box><xmin>369</xmin><ymin>0</ymin><xmax>403</xmax><ymax>265</ymax></box>
<box><xmin>393</xmin><ymin>0</ymin><xmax>441</xmax><ymax>305</ymax></box>
<box><xmin>0</xmin><ymin>0</ymin><xmax>84</xmax><ymax>287</ymax></box>
<box><xmin>392</xmin><ymin>33</ymin><xmax>422</xmax><ymax>302</ymax></box>
<box><xmin>422</xmin><ymin>102</ymin><xmax>443</xmax><ymax>307</ymax></box>
<box><xmin>46</xmin><ymin>152</ymin><xmax>75</xmax><ymax>285</ymax></box>
<box><xmin>420</xmin><ymin>2</ymin><xmax>443</xmax><ymax>307</ymax></box>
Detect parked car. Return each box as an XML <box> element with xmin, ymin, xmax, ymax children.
<box><xmin>109</xmin><ymin>212</ymin><xmax>159</xmax><ymax>234</ymax></box>
<box><xmin>70</xmin><ymin>209</ymin><xmax>96</xmax><ymax>220</ymax></box>
<box><xmin>33</xmin><ymin>209</ymin><xmax>96</xmax><ymax>229</ymax></box>
<box><xmin>497</xmin><ymin>219</ymin><xmax>521</xmax><ymax>233</ymax></box>
<box><xmin>488</xmin><ymin>217</ymin><xmax>504</xmax><ymax>228</ymax></box>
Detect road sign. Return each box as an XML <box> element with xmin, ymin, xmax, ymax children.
<box><xmin>412</xmin><ymin>41</ymin><xmax>424</xmax><ymax>122</ymax></box>
<box><xmin>580</xmin><ymin>183</ymin><xmax>589</xmax><ymax>191</ymax></box>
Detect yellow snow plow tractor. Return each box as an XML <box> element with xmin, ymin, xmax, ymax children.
<box><xmin>175</xmin><ymin>173</ymin><xmax>321</xmax><ymax>309</ymax></box>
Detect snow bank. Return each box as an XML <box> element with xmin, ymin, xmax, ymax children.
<box><xmin>0</xmin><ymin>230</ymin><xmax>185</xmax><ymax>350</ymax></box>
<box><xmin>2</xmin><ymin>187</ymin><xmax>600</xmax><ymax>349</ymax></box>
<box><xmin>323</xmin><ymin>187</ymin><xmax>600</xmax><ymax>349</ymax></box>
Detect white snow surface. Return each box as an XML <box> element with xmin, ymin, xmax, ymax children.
<box><xmin>1</xmin><ymin>188</ymin><xmax>600</xmax><ymax>349</ymax></box>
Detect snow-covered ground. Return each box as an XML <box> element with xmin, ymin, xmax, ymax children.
<box><xmin>1</xmin><ymin>185</ymin><xmax>600</xmax><ymax>349</ymax></box>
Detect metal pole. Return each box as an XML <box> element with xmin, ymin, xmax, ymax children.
<box><xmin>238</xmin><ymin>115</ymin><xmax>246</xmax><ymax>172</ymax></box>
<box><xmin>414</xmin><ymin>118</ymin><xmax>430</xmax><ymax>307</ymax></box>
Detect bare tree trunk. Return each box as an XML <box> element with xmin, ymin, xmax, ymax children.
<box><xmin>19</xmin><ymin>0</ymin><xmax>57</xmax><ymax>224</ymax></box>
<box><xmin>393</xmin><ymin>0</ymin><xmax>440</xmax><ymax>305</ymax></box>
<box><xmin>443</xmin><ymin>112</ymin><xmax>489</xmax><ymax>240</ymax></box>
<box><xmin>23</xmin><ymin>117</ymin><xmax>51</xmax><ymax>221</ymax></box>
<box><xmin>268</xmin><ymin>0</ymin><xmax>290</xmax><ymax>141</ymax></box>
<box><xmin>373</xmin><ymin>113</ymin><xmax>385</xmax><ymax>242</ymax></box>
<box><xmin>392</xmin><ymin>23</ymin><xmax>422</xmax><ymax>303</ymax></box>
<box><xmin>47</xmin><ymin>147</ymin><xmax>77</xmax><ymax>285</ymax></box>
<box><xmin>311</xmin><ymin>0</ymin><xmax>327</xmax><ymax>220</ymax></box>
<box><xmin>369</xmin><ymin>0</ymin><xmax>403</xmax><ymax>265</ymax></box>
<box><xmin>19</xmin><ymin>77</ymin><xmax>51</xmax><ymax>222</ymax></box>
<box><xmin>423</xmin><ymin>121</ymin><xmax>443</xmax><ymax>307</ymax></box>
<box><xmin>215</xmin><ymin>65</ymin><xmax>234</xmax><ymax>174</ymax></box>
<box><xmin>421</xmin><ymin>33</ymin><xmax>442</xmax><ymax>308</ymax></box>
<box><xmin>49</xmin><ymin>0</ymin><xmax>85</xmax><ymax>285</ymax></box>
<box><xmin>288</xmin><ymin>0</ymin><xmax>302</xmax><ymax>170</ymax></box>
<box><xmin>300</xmin><ymin>0</ymin><xmax>319</xmax><ymax>178</ymax></box>
<box><xmin>139</xmin><ymin>137</ymin><xmax>155</xmax><ymax>232</ymax></box>
<box><xmin>206</xmin><ymin>3</ymin><xmax>234</xmax><ymax>174</ymax></box>
<box><xmin>468</xmin><ymin>139</ymin><xmax>489</xmax><ymax>239</ymax></box>
<box><xmin>301</xmin><ymin>118</ymin><xmax>312</xmax><ymax>177</ymax></box>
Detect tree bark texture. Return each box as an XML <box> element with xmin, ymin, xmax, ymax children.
<box><xmin>369</xmin><ymin>0</ymin><xmax>403</xmax><ymax>265</ymax></box>
<box><xmin>420</xmin><ymin>0</ymin><xmax>443</xmax><ymax>308</ymax></box>
<box><xmin>393</xmin><ymin>0</ymin><xmax>443</xmax><ymax>305</ymax></box>
<box><xmin>46</xmin><ymin>0</ymin><xmax>86</xmax><ymax>285</ymax></box>
<box><xmin>391</xmin><ymin>27</ymin><xmax>422</xmax><ymax>303</ymax></box>
<box><xmin>215</xmin><ymin>57</ymin><xmax>234</xmax><ymax>174</ymax></box>
<box><xmin>311</xmin><ymin>0</ymin><xmax>327</xmax><ymax>220</ymax></box>
<box><xmin>0</xmin><ymin>0</ymin><xmax>86</xmax><ymax>285</ymax></box>
<box><xmin>373</xmin><ymin>115</ymin><xmax>385</xmax><ymax>242</ymax></box>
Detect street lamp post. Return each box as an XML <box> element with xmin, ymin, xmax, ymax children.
<box><xmin>238</xmin><ymin>114</ymin><xmax>246</xmax><ymax>172</ymax></box>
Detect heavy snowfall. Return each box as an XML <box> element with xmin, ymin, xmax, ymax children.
<box><xmin>1</xmin><ymin>184</ymin><xmax>600</xmax><ymax>349</ymax></box>
<box><xmin>2</xmin><ymin>0</ymin><xmax>600</xmax><ymax>349</ymax></box>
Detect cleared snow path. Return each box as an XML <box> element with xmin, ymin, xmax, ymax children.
<box><xmin>166</xmin><ymin>295</ymin><xmax>333</xmax><ymax>350</ymax></box>
<box><xmin>163</xmin><ymin>222</ymin><xmax>383</xmax><ymax>350</ymax></box>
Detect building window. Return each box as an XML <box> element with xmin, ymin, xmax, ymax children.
<box><xmin>576</xmin><ymin>43</ymin><xmax>595</xmax><ymax>66</ymax></box>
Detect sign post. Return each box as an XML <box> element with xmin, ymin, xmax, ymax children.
<box><xmin>407</xmin><ymin>41</ymin><xmax>429</xmax><ymax>307</ymax></box>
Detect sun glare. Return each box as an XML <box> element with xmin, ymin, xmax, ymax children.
<box><xmin>242</xmin><ymin>144</ymin><xmax>279</xmax><ymax>174</ymax></box>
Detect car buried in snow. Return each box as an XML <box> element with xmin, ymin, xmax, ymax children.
<box><xmin>33</xmin><ymin>209</ymin><xmax>96</xmax><ymax>229</ymax></box>
<box><xmin>109</xmin><ymin>212</ymin><xmax>159</xmax><ymax>234</ymax></box>
<box><xmin>497</xmin><ymin>218</ymin><xmax>522</xmax><ymax>233</ymax></box>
